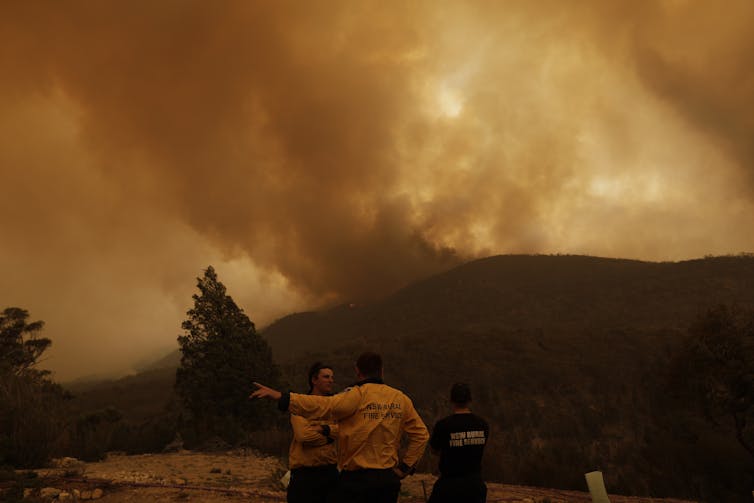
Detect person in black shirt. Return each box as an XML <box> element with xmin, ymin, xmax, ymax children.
<box><xmin>428</xmin><ymin>383</ymin><xmax>489</xmax><ymax>503</ymax></box>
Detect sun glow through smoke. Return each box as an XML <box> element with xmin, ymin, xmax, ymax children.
<box><xmin>436</xmin><ymin>83</ymin><xmax>464</xmax><ymax>118</ymax></box>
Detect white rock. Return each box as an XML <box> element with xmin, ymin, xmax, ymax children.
<box><xmin>59</xmin><ymin>492</ymin><xmax>72</xmax><ymax>501</ymax></box>
<box><xmin>92</xmin><ymin>488</ymin><xmax>104</xmax><ymax>499</ymax></box>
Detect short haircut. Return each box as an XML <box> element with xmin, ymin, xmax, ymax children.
<box><xmin>356</xmin><ymin>352</ymin><xmax>382</xmax><ymax>378</ymax></box>
<box><xmin>450</xmin><ymin>383</ymin><xmax>472</xmax><ymax>405</ymax></box>
<box><xmin>307</xmin><ymin>362</ymin><xmax>332</xmax><ymax>393</ymax></box>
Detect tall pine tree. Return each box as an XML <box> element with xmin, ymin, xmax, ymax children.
<box><xmin>176</xmin><ymin>266</ymin><xmax>282</xmax><ymax>442</ymax></box>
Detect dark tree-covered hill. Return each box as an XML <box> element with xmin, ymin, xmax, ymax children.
<box><xmin>264</xmin><ymin>254</ymin><xmax>754</xmax><ymax>360</ymax></box>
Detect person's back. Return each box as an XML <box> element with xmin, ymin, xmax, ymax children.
<box><xmin>332</xmin><ymin>379</ymin><xmax>418</xmax><ymax>470</ymax></box>
<box><xmin>433</xmin><ymin>412</ymin><xmax>488</xmax><ymax>477</ymax></box>
<box><xmin>428</xmin><ymin>383</ymin><xmax>489</xmax><ymax>503</ymax></box>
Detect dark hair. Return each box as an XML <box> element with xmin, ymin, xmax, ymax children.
<box><xmin>355</xmin><ymin>352</ymin><xmax>382</xmax><ymax>378</ymax></box>
<box><xmin>450</xmin><ymin>383</ymin><xmax>472</xmax><ymax>405</ymax></box>
<box><xmin>307</xmin><ymin>362</ymin><xmax>332</xmax><ymax>393</ymax></box>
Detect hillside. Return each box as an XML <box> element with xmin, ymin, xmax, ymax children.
<box><xmin>263</xmin><ymin>254</ymin><xmax>754</xmax><ymax>360</ymax></box>
<box><xmin>68</xmin><ymin>254</ymin><xmax>754</xmax><ymax>502</ymax></box>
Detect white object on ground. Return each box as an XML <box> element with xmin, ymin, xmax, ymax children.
<box><xmin>585</xmin><ymin>471</ymin><xmax>611</xmax><ymax>503</ymax></box>
<box><xmin>280</xmin><ymin>470</ymin><xmax>291</xmax><ymax>488</ymax></box>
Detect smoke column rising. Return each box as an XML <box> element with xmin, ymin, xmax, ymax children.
<box><xmin>1</xmin><ymin>0</ymin><xmax>752</xmax><ymax>379</ymax></box>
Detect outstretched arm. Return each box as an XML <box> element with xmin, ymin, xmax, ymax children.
<box><xmin>290</xmin><ymin>388</ymin><xmax>361</xmax><ymax>421</ymax></box>
<box><xmin>251</xmin><ymin>382</ymin><xmax>361</xmax><ymax>421</ymax></box>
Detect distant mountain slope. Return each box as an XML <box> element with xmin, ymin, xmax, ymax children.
<box><xmin>67</xmin><ymin>366</ymin><xmax>176</xmax><ymax>423</ymax></box>
<box><xmin>263</xmin><ymin>254</ymin><xmax>754</xmax><ymax>361</ymax></box>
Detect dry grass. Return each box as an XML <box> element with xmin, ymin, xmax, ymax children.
<box><xmin>20</xmin><ymin>451</ymin><xmax>697</xmax><ymax>503</ymax></box>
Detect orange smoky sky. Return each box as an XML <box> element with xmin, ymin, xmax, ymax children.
<box><xmin>1</xmin><ymin>1</ymin><xmax>753</xmax><ymax>380</ymax></box>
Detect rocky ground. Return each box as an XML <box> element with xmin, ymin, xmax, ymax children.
<box><xmin>10</xmin><ymin>451</ymin><xmax>697</xmax><ymax>502</ymax></box>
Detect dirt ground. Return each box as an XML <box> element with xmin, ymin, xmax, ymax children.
<box><xmin>19</xmin><ymin>451</ymin><xmax>697</xmax><ymax>503</ymax></box>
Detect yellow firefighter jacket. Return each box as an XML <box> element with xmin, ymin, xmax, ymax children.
<box><xmin>284</xmin><ymin>379</ymin><xmax>429</xmax><ymax>472</ymax></box>
<box><xmin>288</xmin><ymin>414</ymin><xmax>339</xmax><ymax>469</ymax></box>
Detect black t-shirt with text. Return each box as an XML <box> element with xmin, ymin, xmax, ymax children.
<box><xmin>429</xmin><ymin>412</ymin><xmax>489</xmax><ymax>477</ymax></box>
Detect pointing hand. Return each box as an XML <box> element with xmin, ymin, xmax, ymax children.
<box><xmin>249</xmin><ymin>382</ymin><xmax>282</xmax><ymax>401</ymax></box>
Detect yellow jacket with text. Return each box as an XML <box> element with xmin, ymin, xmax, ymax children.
<box><xmin>283</xmin><ymin>379</ymin><xmax>429</xmax><ymax>472</ymax></box>
<box><xmin>288</xmin><ymin>414</ymin><xmax>339</xmax><ymax>469</ymax></box>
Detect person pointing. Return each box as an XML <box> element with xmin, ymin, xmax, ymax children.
<box><xmin>251</xmin><ymin>351</ymin><xmax>429</xmax><ymax>503</ymax></box>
